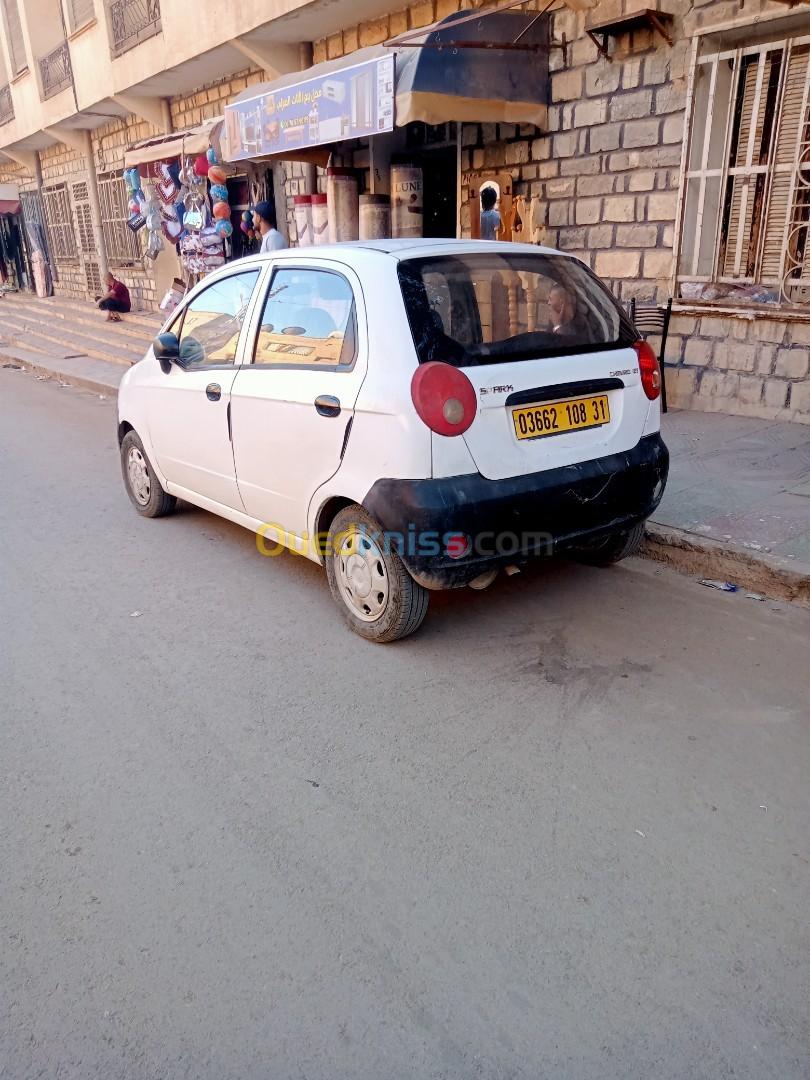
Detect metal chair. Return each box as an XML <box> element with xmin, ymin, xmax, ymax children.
<box><xmin>628</xmin><ymin>297</ymin><xmax>672</xmax><ymax>413</ymax></box>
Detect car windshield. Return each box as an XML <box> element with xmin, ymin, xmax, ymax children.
<box><xmin>397</xmin><ymin>252</ymin><xmax>636</xmax><ymax>367</ymax></box>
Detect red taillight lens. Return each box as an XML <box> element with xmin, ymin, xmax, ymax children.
<box><xmin>411</xmin><ymin>362</ymin><xmax>477</xmax><ymax>436</ymax></box>
<box><xmin>445</xmin><ymin>533</ymin><xmax>471</xmax><ymax>559</ymax></box>
<box><xmin>634</xmin><ymin>340</ymin><xmax>661</xmax><ymax>401</ymax></box>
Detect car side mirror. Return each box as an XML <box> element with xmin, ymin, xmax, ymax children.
<box><xmin>154</xmin><ymin>332</ymin><xmax>181</xmax><ymax>374</ymax></box>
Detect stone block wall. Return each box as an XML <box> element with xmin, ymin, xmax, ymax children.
<box><xmin>170</xmin><ymin>67</ymin><xmax>265</xmax><ymax>129</ymax></box>
<box><xmin>664</xmin><ymin>311</ymin><xmax>810</xmax><ymax>423</ymax></box>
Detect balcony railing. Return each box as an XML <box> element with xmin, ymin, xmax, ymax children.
<box><xmin>39</xmin><ymin>41</ymin><xmax>73</xmax><ymax>100</ymax></box>
<box><xmin>108</xmin><ymin>0</ymin><xmax>161</xmax><ymax>57</ymax></box>
<box><xmin>0</xmin><ymin>84</ymin><xmax>14</xmax><ymax>125</ymax></box>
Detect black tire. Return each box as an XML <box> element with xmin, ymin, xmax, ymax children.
<box><xmin>574</xmin><ymin>521</ymin><xmax>646</xmax><ymax>567</ymax></box>
<box><xmin>120</xmin><ymin>430</ymin><xmax>176</xmax><ymax>519</ymax></box>
<box><xmin>324</xmin><ymin>504</ymin><xmax>429</xmax><ymax>643</ymax></box>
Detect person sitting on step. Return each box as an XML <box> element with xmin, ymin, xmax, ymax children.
<box><xmin>96</xmin><ymin>272</ymin><xmax>131</xmax><ymax>322</ymax></box>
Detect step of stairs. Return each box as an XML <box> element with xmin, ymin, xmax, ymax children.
<box><xmin>0</xmin><ymin>294</ymin><xmax>164</xmax><ymax>368</ymax></box>
<box><xmin>24</xmin><ymin>296</ymin><xmax>165</xmax><ymax>341</ymax></box>
<box><xmin>0</xmin><ymin>311</ymin><xmax>144</xmax><ymax>366</ymax></box>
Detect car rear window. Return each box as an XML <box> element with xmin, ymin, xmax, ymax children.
<box><xmin>397</xmin><ymin>252</ymin><xmax>636</xmax><ymax>367</ymax></box>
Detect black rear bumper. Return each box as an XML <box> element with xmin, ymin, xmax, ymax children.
<box><xmin>363</xmin><ymin>432</ymin><xmax>668</xmax><ymax>589</ymax></box>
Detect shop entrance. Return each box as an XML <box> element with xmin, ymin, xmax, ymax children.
<box><xmin>418</xmin><ymin>145</ymin><xmax>458</xmax><ymax>239</ymax></box>
<box><xmin>403</xmin><ymin>122</ymin><xmax>458</xmax><ymax>240</ymax></box>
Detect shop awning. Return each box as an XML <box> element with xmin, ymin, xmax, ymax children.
<box><xmin>221</xmin><ymin>11</ymin><xmax>549</xmax><ymax>165</ymax></box>
<box><xmin>393</xmin><ymin>10</ymin><xmax>549</xmax><ymax>127</ymax></box>
<box><xmin>124</xmin><ymin>116</ymin><xmax>222</xmax><ymax>168</ymax></box>
<box><xmin>0</xmin><ymin>199</ymin><xmax>21</xmax><ymax>215</ymax></box>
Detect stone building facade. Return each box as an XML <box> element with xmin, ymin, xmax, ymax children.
<box><xmin>308</xmin><ymin>0</ymin><xmax>810</xmax><ymax>423</ymax></box>
<box><xmin>0</xmin><ymin>66</ymin><xmax>266</xmax><ymax>310</ymax></box>
<box><xmin>1</xmin><ymin>0</ymin><xmax>808</xmax><ymax>423</ymax></box>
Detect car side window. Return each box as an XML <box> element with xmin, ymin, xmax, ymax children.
<box><xmin>253</xmin><ymin>268</ymin><xmax>357</xmax><ymax>369</ymax></box>
<box><xmin>176</xmin><ymin>270</ymin><xmax>260</xmax><ymax>367</ymax></box>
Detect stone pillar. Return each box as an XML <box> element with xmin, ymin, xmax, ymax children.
<box><xmin>81</xmin><ymin>129</ymin><xmax>109</xmax><ymax>282</ymax></box>
<box><xmin>299</xmin><ymin>42</ymin><xmax>317</xmax><ymax>198</ymax></box>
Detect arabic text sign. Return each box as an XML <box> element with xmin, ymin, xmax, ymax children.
<box><xmin>223</xmin><ymin>55</ymin><xmax>395</xmax><ymax>162</ymax></box>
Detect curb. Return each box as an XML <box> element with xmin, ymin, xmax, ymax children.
<box><xmin>643</xmin><ymin>522</ymin><xmax>810</xmax><ymax>606</ymax></box>
<box><xmin>1</xmin><ymin>347</ymin><xmax>123</xmax><ymax>396</ymax></box>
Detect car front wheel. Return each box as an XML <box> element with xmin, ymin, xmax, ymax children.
<box><xmin>325</xmin><ymin>504</ymin><xmax>429</xmax><ymax>643</ymax></box>
<box><xmin>120</xmin><ymin>430</ymin><xmax>176</xmax><ymax>518</ymax></box>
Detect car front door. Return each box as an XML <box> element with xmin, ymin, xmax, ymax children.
<box><xmin>230</xmin><ymin>262</ymin><xmax>367</xmax><ymax>543</ymax></box>
<box><xmin>147</xmin><ymin>268</ymin><xmax>262</xmax><ymax>509</ymax></box>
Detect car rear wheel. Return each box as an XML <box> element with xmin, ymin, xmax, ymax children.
<box><xmin>574</xmin><ymin>521</ymin><xmax>646</xmax><ymax>566</ymax></box>
<box><xmin>121</xmin><ymin>430</ymin><xmax>176</xmax><ymax>518</ymax></box>
<box><xmin>325</xmin><ymin>504</ymin><xmax>429</xmax><ymax>643</ymax></box>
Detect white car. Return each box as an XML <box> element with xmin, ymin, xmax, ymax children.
<box><xmin>118</xmin><ymin>239</ymin><xmax>668</xmax><ymax>642</ymax></box>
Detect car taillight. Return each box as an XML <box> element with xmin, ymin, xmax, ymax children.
<box><xmin>445</xmin><ymin>533</ymin><xmax>471</xmax><ymax>559</ymax></box>
<box><xmin>634</xmin><ymin>340</ymin><xmax>661</xmax><ymax>401</ymax></box>
<box><xmin>411</xmin><ymin>362</ymin><xmax>477</xmax><ymax>436</ymax></box>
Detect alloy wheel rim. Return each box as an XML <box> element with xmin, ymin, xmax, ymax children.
<box><xmin>334</xmin><ymin>528</ymin><xmax>389</xmax><ymax>622</ymax></box>
<box><xmin>127</xmin><ymin>446</ymin><xmax>151</xmax><ymax>505</ymax></box>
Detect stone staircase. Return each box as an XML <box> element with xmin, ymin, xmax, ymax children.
<box><xmin>0</xmin><ymin>293</ymin><xmax>164</xmax><ymax>393</ymax></box>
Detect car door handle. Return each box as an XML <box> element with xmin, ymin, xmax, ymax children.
<box><xmin>206</xmin><ymin>382</ymin><xmax>221</xmax><ymax>402</ymax></box>
<box><xmin>315</xmin><ymin>394</ymin><xmax>341</xmax><ymax>418</ymax></box>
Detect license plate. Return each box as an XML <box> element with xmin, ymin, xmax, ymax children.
<box><xmin>512</xmin><ymin>394</ymin><xmax>610</xmax><ymax>441</ymax></box>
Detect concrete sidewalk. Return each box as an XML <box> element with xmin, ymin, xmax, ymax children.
<box><xmin>3</xmin><ymin>347</ymin><xmax>809</xmax><ymax>603</ymax></box>
<box><xmin>647</xmin><ymin>410</ymin><xmax>810</xmax><ymax>602</ymax></box>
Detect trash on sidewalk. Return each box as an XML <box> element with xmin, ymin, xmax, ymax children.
<box><xmin>129</xmin><ymin>610</ymin><xmax>142</xmax><ymax>618</ymax></box>
<box><xmin>2</xmin><ymin>363</ymin><xmax>21</xmax><ymax>369</ymax></box>
<box><xmin>699</xmin><ymin>579</ymin><xmax>739</xmax><ymax>592</ymax></box>
<box><xmin>745</xmin><ymin>592</ymin><xmax>766</xmax><ymax>601</ymax></box>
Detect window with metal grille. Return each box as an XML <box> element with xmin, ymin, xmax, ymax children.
<box><xmin>98</xmin><ymin>172</ymin><xmax>141</xmax><ymax>264</ymax></box>
<box><xmin>71</xmin><ymin>182</ymin><xmax>96</xmax><ymax>255</ymax></box>
<box><xmin>42</xmin><ymin>184</ymin><xmax>78</xmax><ymax>264</ymax></box>
<box><xmin>3</xmin><ymin>0</ymin><xmax>27</xmax><ymax>74</ymax></box>
<box><xmin>679</xmin><ymin>34</ymin><xmax>810</xmax><ymax>306</ymax></box>
<box><xmin>85</xmin><ymin>261</ymin><xmax>102</xmax><ymax>297</ymax></box>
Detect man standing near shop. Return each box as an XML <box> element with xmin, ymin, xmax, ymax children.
<box><xmin>253</xmin><ymin>202</ymin><xmax>286</xmax><ymax>253</ymax></box>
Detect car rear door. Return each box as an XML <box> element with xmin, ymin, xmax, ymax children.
<box><xmin>399</xmin><ymin>252</ymin><xmax>650</xmax><ymax>483</ymax></box>
<box><xmin>230</xmin><ymin>260</ymin><xmax>368</xmax><ymax>543</ymax></box>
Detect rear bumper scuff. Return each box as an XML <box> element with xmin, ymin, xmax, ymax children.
<box><xmin>363</xmin><ymin>432</ymin><xmax>669</xmax><ymax>589</ymax></box>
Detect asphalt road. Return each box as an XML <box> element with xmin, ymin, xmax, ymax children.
<box><xmin>1</xmin><ymin>367</ymin><xmax>809</xmax><ymax>1080</ymax></box>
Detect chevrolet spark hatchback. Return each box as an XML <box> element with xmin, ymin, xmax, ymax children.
<box><xmin>118</xmin><ymin>239</ymin><xmax>668</xmax><ymax>642</ymax></box>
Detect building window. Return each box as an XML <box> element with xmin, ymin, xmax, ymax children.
<box><xmin>107</xmin><ymin>0</ymin><xmax>162</xmax><ymax>58</ymax></box>
<box><xmin>67</xmin><ymin>0</ymin><xmax>95</xmax><ymax>32</ymax></box>
<box><xmin>71</xmin><ymin>181</ymin><xmax>95</xmax><ymax>254</ymax></box>
<box><xmin>42</xmin><ymin>184</ymin><xmax>78</xmax><ymax>265</ymax></box>
<box><xmin>678</xmin><ymin>35</ymin><xmax>810</xmax><ymax>306</ymax></box>
<box><xmin>98</xmin><ymin>172</ymin><xmax>141</xmax><ymax>264</ymax></box>
<box><xmin>2</xmin><ymin>0</ymin><xmax>27</xmax><ymax>74</ymax></box>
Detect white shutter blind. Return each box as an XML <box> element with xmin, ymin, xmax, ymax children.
<box><xmin>720</xmin><ymin>49</ymin><xmax>780</xmax><ymax>280</ymax></box>
<box><xmin>760</xmin><ymin>46</ymin><xmax>810</xmax><ymax>282</ymax></box>
<box><xmin>68</xmin><ymin>0</ymin><xmax>94</xmax><ymax>29</ymax></box>
<box><xmin>4</xmin><ymin>0</ymin><xmax>26</xmax><ymax>74</ymax></box>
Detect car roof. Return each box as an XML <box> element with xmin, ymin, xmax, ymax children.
<box><xmin>234</xmin><ymin>238</ymin><xmax>570</xmax><ymax>273</ymax></box>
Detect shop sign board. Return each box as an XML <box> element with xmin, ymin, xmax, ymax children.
<box><xmin>222</xmin><ymin>55</ymin><xmax>395</xmax><ymax>162</ymax></box>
